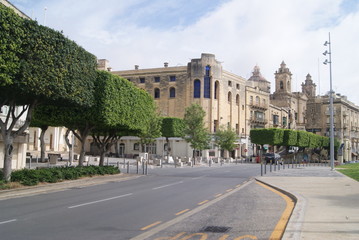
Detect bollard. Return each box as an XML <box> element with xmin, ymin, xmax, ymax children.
<box><xmin>274</xmin><ymin>161</ymin><xmax>276</xmax><ymax>171</ymax></box>
<box><xmin>270</xmin><ymin>160</ymin><xmax>272</xmax><ymax>172</ymax></box>
<box><xmin>29</xmin><ymin>156</ymin><xmax>32</xmax><ymax>169</ymax></box>
<box><xmin>145</xmin><ymin>161</ymin><xmax>148</xmax><ymax>175</ymax></box>
<box><xmin>261</xmin><ymin>162</ymin><xmax>263</xmax><ymax>176</ymax></box>
<box><xmin>142</xmin><ymin>161</ymin><xmax>145</xmax><ymax>175</ymax></box>
<box><xmin>209</xmin><ymin>159</ymin><xmax>211</xmax><ymax>167</ymax></box>
<box><xmin>192</xmin><ymin>159</ymin><xmax>194</xmax><ymax>168</ymax></box>
<box><xmin>136</xmin><ymin>161</ymin><xmax>139</xmax><ymax>174</ymax></box>
<box><xmin>123</xmin><ymin>159</ymin><xmax>126</xmax><ymax>169</ymax></box>
<box><xmin>161</xmin><ymin>159</ymin><xmax>163</xmax><ymax>168</ymax></box>
<box><xmin>117</xmin><ymin>161</ymin><xmax>120</xmax><ymax>169</ymax></box>
<box><xmin>87</xmin><ymin>161</ymin><xmax>89</xmax><ymax>166</ymax></box>
<box><xmin>127</xmin><ymin>161</ymin><xmax>130</xmax><ymax>173</ymax></box>
<box><xmin>264</xmin><ymin>162</ymin><xmax>267</xmax><ymax>174</ymax></box>
<box><xmin>175</xmin><ymin>159</ymin><xmax>177</xmax><ymax>168</ymax></box>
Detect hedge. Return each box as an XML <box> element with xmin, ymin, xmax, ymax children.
<box><xmin>10</xmin><ymin>166</ymin><xmax>120</xmax><ymax>186</ymax></box>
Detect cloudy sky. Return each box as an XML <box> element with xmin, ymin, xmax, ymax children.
<box><xmin>11</xmin><ymin>0</ymin><xmax>359</xmax><ymax>104</ymax></box>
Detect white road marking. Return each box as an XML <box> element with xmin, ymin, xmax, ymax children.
<box><xmin>152</xmin><ymin>181</ymin><xmax>184</xmax><ymax>190</ymax></box>
<box><xmin>191</xmin><ymin>175</ymin><xmax>206</xmax><ymax>180</ymax></box>
<box><xmin>68</xmin><ymin>193</ymin><xmax>133</xmax><ymax>209</ymax></box>
<box><xmin>0</xmin><ymin>219</ymin><xmax>17</xmax><ymax>225</ymax></box>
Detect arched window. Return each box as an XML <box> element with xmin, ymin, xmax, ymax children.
<box><xmin>169</xmin><ymin>87</ymin><xmax>176</xmax><ymax>98</ymax></box>
<box><xmin>228</xmin><ymin>92</ymin><xmax>232</xmax><ymax>103</ymax></box>
<box><xmin>204</xmin><ymin>66</ymin><xmax>211</xmax><ymax>98</ymax></box>
<box><xmin>250</xmin><ymin>96</ymin><xmax>253</xmax><ymax>105</ymax></box>
<box><xmin>214</xmin><ymin>81</ymin><xmax>219</xmax><ymax>99</ymax></box>
<box><xmin>154</xmin><ymin>88</ymin><xmax>160</xmax><ymax>98</ymax></box>
<box><xmin>287</xmin><ymin>81</ymin><xmax>290</xmax><ymax>90</ymax></box>
<box><xmin>255</xmin><ymin>96</ymin><xmax>260</xmax><ymax>105</ymax></box>
<box><xmin>236</xmin><ymin>94</ymin><xmax>240</xmax><ymax>105</ymax></box>
<box><xmin>280</xmin><ymin>81</ymin><xmax>283</xmax><ymax>89</ymax></box>
<box><xmin>194</xmin><ymin>79</ymin><xmax>201</xmax><ymax>98</ymax></box>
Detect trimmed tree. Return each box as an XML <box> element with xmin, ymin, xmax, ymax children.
<box><xmin>161</xmin><ymin>117</ymin><xmax>185</xmax><ymax>160</ymax></box>
<box><xmin>0</xmin><ymin>5</ymin><xmax>97</xmax><ymax>181</ymax></box>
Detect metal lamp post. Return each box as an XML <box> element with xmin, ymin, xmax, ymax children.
<box><xmin>323</xmin><ymin>32</ymin><xmax>335</xmax><ymax>170</ymax></box>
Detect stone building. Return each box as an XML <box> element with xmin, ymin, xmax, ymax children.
<box><xmin>270</xmin><ymin>62</ymin><xmax>308</xmax><ymax>130</ymax></box>
<box><xmin>110</xmin><ymin>53</ymin><xmax>248</xmax><ymax>159</ymax></box>
<box><xmin>306</xmin><ymin>93</ymin><xmax>359</xmax><ymax>163</ymax></box>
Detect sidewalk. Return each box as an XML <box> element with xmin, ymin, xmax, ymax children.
<box><xmin>257</xmin><ymin>166</ymin><xmax>359</xmax><ymax>240</ymax></box>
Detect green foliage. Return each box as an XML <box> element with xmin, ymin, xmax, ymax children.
<box><xmin>0</xmin><ymin>4</ymin><xmax>24</xmax><ymax>86</ymax></box>
<box><xmin>336</xmin><ymin>163</ymin><xmax>359</xmax><ymax>181</ymax></box>
<box><xmin>308</xmin><ymin>133</ymin><xmax>322</xmax><ymax>148</ymax></box>
<box><xmin>10</xmin><ymin>166</ymin><xmax>120</xmax><ymax>186</ymax></box>
<box><xmin>0</xmin><ymin>7</ymin><xmax>97</xmax><ymax>106</ymax></box>
<box><xmin>321</xmin><ymin>136</ymin><xmax>330</xmax><ymax>148</ymax></box>
<box><xmin>215</xmin><ymin>126</ymin><xmax>237</xmax><ymax>152</ymax></box>
<box><xmin>161</xmin><ymin>117</ymin><xmax>185</xmax><ymax>138</ymax></box>
<box><xmin>250</xmin><ymin>128</ymin><xmax>283</xmax><ymax>145</ymax></box>
<box><xmin>282</xmin><ymin>130</ymin><xmax>298</xmax><ymax>146</ymax></box>
<box><xmin>296</xmin><ymin>130</ymin><xmax>310</xmax><ymax>148</ymax></box>
<box><xmin>139</xmin><ymin>115</ymin><xmax>162</xmax><ymax>145</ymax></box>
<box><xmin>183</xmin><ymin>104</ymin><xmax>211</xmax><ymax>151</ymax></box>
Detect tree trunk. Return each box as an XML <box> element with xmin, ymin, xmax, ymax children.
<box><xmin>39</xmin><ymin>126</ymin><xmax>48</xmax><ymax>162</ymax></box>
<box><xmin>64</xmin><ymin>129</ymin><xmax>73</xmax><ymax>164</ymax></box>
<box><xmin>99</xmin><ymin>148</ymin><xmax>107</xmax><ymax>166</ymax></box>
<box><xmin>3</xmin><ymin>137</ymin><xmax>14</xmax><ymax>182</ymax></box>
<box><xmin>0</xmin><ymin>101</ymin><xmax>36</xmax><ymax>181</ymax></box>
<box><xmin>72</xmin><ymin>125</ymin><xmax>92</xmax><ymax>167</ymax></box>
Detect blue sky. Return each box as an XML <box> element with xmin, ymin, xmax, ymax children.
<box><xmin>9</xmin><ymin>0</ymin><xmax>359</xmax><ymax>104</ymax></box>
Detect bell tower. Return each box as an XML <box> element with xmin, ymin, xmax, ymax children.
<box><xmin>274</xmin><ymin>61</ymin><xmax>292</xmax><ymax>94</ymax></box>
<box><xmin>301</xmin><ymin>74</ymin><xmax>316</xmax><ymax>98</ymax></box>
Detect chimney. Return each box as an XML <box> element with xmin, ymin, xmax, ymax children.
<box><xmin>135</xmin><ymin>65</ymin><xmax>139</xmax><ymax>70</ymax></box>
<box><xmin>164</xmin><ymin>62</ymin><xmax>168</xmax><ymax>68</ymax></box>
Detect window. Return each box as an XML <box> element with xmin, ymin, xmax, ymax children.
<box><xmin>204</xmin><ymin>66</ymin><xmax>211</xmax><ymax>98</ymax></box>
<box><xmin>140</xmin><ymin>78</ymin><xmax>145</xmax><ymax>83</ymax></box>
<box><xmin>214</xmin><ymin>81</ymin><xmax>219</xmax><ymax>99</ymax></box>
<box><xmin>255</xmin><ymin>96</ymin><xmax>260</xmax><ymax>105</ymax></box>
<box><xmin>228</xmin><ymin>81</ymin><xmax>232</xmax><ymax>87</ymax></box>
<box><xmin>236</xmin><ymin>84</ymin><xmax>240</xmax><ymax>90</ymax></box>
<box><xmin>127</xmin><ymin>78</ymin><xmax>131</xmax><ymax>82</ymax></box>
<box><xmin>169</xmin><ymin>87</ymin><xmax>176</xmax><ymax>98</ymax></box>
<box><xmin>280</xmin><ymin>81</ymin><xmax>283</xmax><ymax>89</ymax></box>
<box><xmin>236</xmin><ymin>94</ymin><xmax>240</xmax><ymax>105</ymax></box>
<box><xmin>273</xmin><ymin>115</ymin><xmax>279</xmax><ymax>125</ymax></box>
<box><xmin>154</xmin><ymin>88</ymin><xmax>160</xmax><ymax>99</ymax></box>
<box><xmin>228</xmin><ymin>92</ymin><xmax>232</xmax><ymax>103</ymax></box>
<box><xmin>154</xmin><ymin>77</ymin><xmax>160</xmax><ymax>82</ymax></box>
<box><xmin>134</xmin><ymin>143</ymin><xmax>139</xmax><ymax>150</ymax></box>
<box><xmin>194</xmin><ymin>79</ymin><xmax>201</xmax><ymax>98</ymax></box>
<box><xmin>236</xmin><ymin>124</ymin><xmax>239</xmax><ymax>135</ymax></box>
<box><xmin>170</xmin><ymin>76</ymin><xmax>176</xmax><ymax>82</ymax></box>
<box><xmin>295</xmin><ymin>112</ymin><xmax>298</xmax><ymax>120</ymax></box>
<box><xmin>283</xmin><ymin>116</ymin><xmax>287</xmax><ymax>127</ymax></box>
<box><xmin>250</xmin><ymin>96</ymin><xmax>253</xmax><ymax>105</ymax></box>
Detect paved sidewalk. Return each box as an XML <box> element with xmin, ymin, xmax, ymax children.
<box><xmin>257</xmin><ymin>166</ymin><xmax>359</xmax><ymax>240</ymax></box>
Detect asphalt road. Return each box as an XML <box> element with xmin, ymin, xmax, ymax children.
<box><xmin>0</xmin><ymin>164</ymin><xmax>287</xmax><ymax>240</ymax></box>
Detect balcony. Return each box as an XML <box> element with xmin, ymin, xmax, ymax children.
<box><xmin>250</xmin><ymin>117</ymin><xmax>268</xmax><ymax>125</ymax></box>
<box><xmin>249</xmin><ymin>102</ymin><xmax>268</xmax><ymax>110</ymax></box>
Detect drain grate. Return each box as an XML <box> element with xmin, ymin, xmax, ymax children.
<box><xmin>202</xmin><ymin>226</ymin><xmax>231</xmax><ymax>233</ymax></box>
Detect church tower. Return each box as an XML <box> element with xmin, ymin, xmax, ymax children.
<box><xmin>301</xmin><ymin>74</ymin><xmax>316</xmax><ymax>98</ymax></box>
<box><xmin>274</xmin><ymin>61</ymin><xmax>292</xmax><ymax>94</ymax></box>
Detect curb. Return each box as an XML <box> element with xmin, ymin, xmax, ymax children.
<box><xmin>255</xmin><ymin>178</ymin><xmax>306</xmax><ymax>240</ymax></box>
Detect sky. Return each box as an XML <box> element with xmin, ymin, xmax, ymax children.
<box><xmin>10</xmin><ymin>0</ymin><xmax>359</xmax><ymax>104</ymax></box>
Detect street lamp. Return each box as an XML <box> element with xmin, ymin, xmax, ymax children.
<box><xmin>323</xmin><ymin>32</ymin><xmax>335</xmax><ymax>170</ymax></box>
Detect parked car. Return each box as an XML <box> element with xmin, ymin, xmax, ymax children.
<box><xmin>264</xmin><ymin>152</ymin><xmax>281</xmax><ymax>164</ymax></box>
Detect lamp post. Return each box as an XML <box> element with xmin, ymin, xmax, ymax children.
<box><xmin>323</xmin><ymin>32</ymin><xmax>335</xmax><ymax>170</ymax></box>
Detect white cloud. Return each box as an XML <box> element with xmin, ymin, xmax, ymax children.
<box><xmin>12</xmin><ymin>0</ymin><xmax>359</xmax><ymax>104</ymax></box>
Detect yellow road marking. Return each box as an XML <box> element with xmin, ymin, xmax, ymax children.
<box><xmin>256</xmin><ymin>181</ymin><xmax>295</xmax><ymax>240</ymax></box>
<box><xmin>198</xmin><ymin>200</ymin><xmax>209</xmax><ymax>205</ymax></box>
<box><xmin>181</xmin><ymin>233</ymin><xmax>208</xmax><ymax>240</ymax></box>
<box><xmin>226</xmin><ymin>188</ymin><xmax>233</xmax><ymax>192</ymax></box>
<box><xmin>218</xmin><ymin>234</ymin><xmax>230</xmax><ymax>240</ymax></box>
<box><xmin>234</xmin><ymin>235</ymin><xmax>257</xmax><ymax>240</ymax></box>
<box><xmin>154</xmin><ymin>232</ymin><xmax>186</xmax><ymax>240</ymax></box>
<box><xmin>175</xmin><ymin>209</ymin><xmax>190</xmax><ymax>216</ymax></box>
<box><xmin>236</xmin><ymin>184</ymin><xmax>241</xmax><ymax>188</ymax></box>
<box><xmin>215</xmin><ymin>193</ymin><xmax>223</xmax><ymax>198</ymax></box>
<box><xmin>141</xmin><ymin>221</ymin><xmax>162</xmax><ymax>231</ymax></box>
